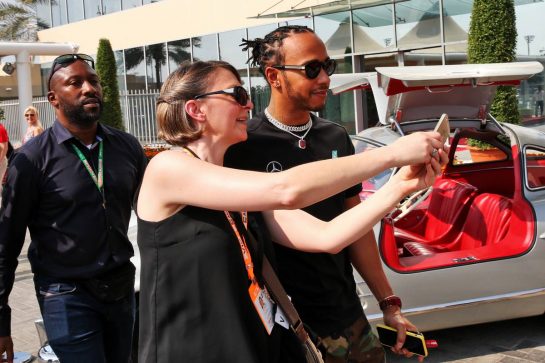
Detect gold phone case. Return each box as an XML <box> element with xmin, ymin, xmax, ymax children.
<box><xmin>376</xmin><ymin>324</ymin><xmax>429</xmax><ymax>357</ymax></box>
<box><xmin>435</xmin><ymin>113</ymin><xmax>450</xmax><ymax>144</ymax></box>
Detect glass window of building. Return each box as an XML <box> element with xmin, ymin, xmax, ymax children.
<box><xmin>315</xmin><ymin>11</ymin><xmax>352</xmax><ymax>57</ymax></box>
<box><xmin>442</xmin><ymin>0</ymin><xmax>471</xmax><ymax>43</ymax></box>
<box><xmin>114</xmin><ymin>50</ymin><xmax>127</xmax><ymax>93</ymax></box>
<box><xmin>39</xmin><ymin>59</ymin><xmax>53</xmax><ymax>97</ymax></box>
<box><xmin>352</xmin><ymin>3</ymin><xmax>395</xmax><ymax>53</ymax></box>
<box><xmin>445</xmin><ymin>44</ymin><xmax>467</xmax><ymax>65</ymax></box>
<box><xmin>219</xmin><ymin>29</ymin><xmax>248</xmax><ymax>81</ymax></box>
<box><xmin>123</xmin><ymin>0</ymin><xmax>142</xmax><ymax>9</ymax></box>
<box><xmin>404</xmin><ymin>47</ymin><xmax>444</xmax><ymax>66</ymax></box>
<box><xmin>124</xmin><ymin>47</ymin><xmax>146</xmax><ymax>90</ymax></box>
<box><xmin>51</xmin><ymin>0</ymin><xmax>68</xmax><ymax>27</ymax></box>
<box><xmin>321</xmin><ymin>55</ymin><xmax>356</xmax><ymax>134</ymax></box>
<box><xmin>192</xmin><ymin>34</ymin><xmax>219</xmax><ymax>62</ymax></box>
<box><xmin>396</xmin><ymin>0</ymin><xmax>441</xmax><ymax>49</ymax></box>
<box><xmin>84</xmin><ymin>0</ymin><xmax>103</xmax><ymax>19</ymax></box>
<box><xmin>442</xmin><ymin>0</ymin><xmax>470</xmax><ymax>64</ymax></box>
<box><xmin>36</xmin><ymin>2</ymin><xmax>51</xmax><ymax>28</ymax></box>
<box><xmin>356</xmin><ymin>53</ymin><xmax>397</xmax><ymax>128</ymax></box>
<box><xmin>67</xmin><ymin>1</ymin><xmax>85</xmax><ymax>23</ymax></box>
<box><xmin>145</xmin><ymin>43</ymin><xmax>169</xmax><ymax>90</ymax></box>
<box><xmin>167</xmin><ymin>39</ymin><xmax>191</xmax><ymax>72</ymax></box>
<box><xmin>287</xmin><ymin>17</ymin><xmax>313</xmax><ymax>29</ymax></box>
<box><xmin>515</xmin><ymin>1</ymin><xmax>545</xmax><ymax>116</ymax></box>
<box><xmin>103</xmin><ymin>0</ymin><xmax>122</xmax><ymax>14</ymax></box>
<box><xmin>515</xmin><ymin>1</ymin><xmax>545</xmax><ymax>57</ymax></box>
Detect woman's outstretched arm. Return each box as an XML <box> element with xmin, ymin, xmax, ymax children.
<box><xmin>262</xmin><ymin>151</ymin><xmax>447</xmax><ymax>253</ymax></box>
<box><xmin>137</xmin><ymin>131</ymin><xmax>445</xmax><ymax>221</ymax></box>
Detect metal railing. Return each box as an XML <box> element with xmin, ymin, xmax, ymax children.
<box><xmin>121</xmin><ymin>89</ymin><xmax>160</xmax><ymax>145</ymax></box>
<box><xmin>0</xmin><ymin>90</ymin><xmax>161</xmax><ymax>145</ymax></box>
<box><xmin>0</xmin><ymin>96</ymin><xmax>56</xmax><ymax>145</ymax></box>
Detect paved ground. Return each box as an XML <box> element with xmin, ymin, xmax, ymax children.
<box><xmin>10</xmin><ymin>230</ymin><xmax>545</xmax><ymax>362</ymax></box>
<box><xmin>10</xmin><ymin>238</ymin><xmax>41</xmax><ymax>358</ymax></box>
<box><xmin>386</xmin><ymin>315</ymin><xmax>545</xmax><ymax>362</ymax></box>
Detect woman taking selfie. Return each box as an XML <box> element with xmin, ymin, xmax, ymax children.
<box><xmin>136</xmin><ymin>60</ymin><xmax>446</xmax><ymax>362</ymax></box>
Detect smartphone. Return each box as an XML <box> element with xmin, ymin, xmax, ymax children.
<box><xmin>435</xmin><ymin>113</ymin><xmax>450</xmax><ymax>144</ymax></box>
<box><xmin>376</xmin><ymin>324</ymin><xmax>428</xmax><ymax>357</ymax></box>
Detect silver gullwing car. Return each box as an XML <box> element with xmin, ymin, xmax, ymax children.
<box><xmin>330</xmin><ymin>61</ymin><xmax>545</xmax><ymax>332</ymax></box>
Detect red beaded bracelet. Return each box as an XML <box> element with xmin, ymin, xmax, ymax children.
<box><xmin>379</xmin><ymin>295</ymin><xmax>402</xmax><ymax>311</ymax></box>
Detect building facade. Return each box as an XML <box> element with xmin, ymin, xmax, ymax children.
<box><xmin>2</xmin><ymin>0</ymin><xmax>545</xmax><ymax>142</ymax></box>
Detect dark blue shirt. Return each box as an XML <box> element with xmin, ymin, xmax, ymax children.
<box><xmin>0</xmin><ymin>121</ymin><xmax>146</xmax><ymax>335</ymax></box>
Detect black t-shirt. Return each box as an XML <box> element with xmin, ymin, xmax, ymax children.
<box><xmin>225</xmin><ymin>113</ymin><xmax>364</xmax><ymax>336</ymax></box>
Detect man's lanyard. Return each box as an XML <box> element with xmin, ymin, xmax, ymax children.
<box><xmin>225</xmin><ymin>212</ymin><xmax>254</xmax><ymax>282</ymax></box>
<box><xmin>71</xmin><ymin>141</ymin><xmax>104</xmax><ymax>206</ymax></box>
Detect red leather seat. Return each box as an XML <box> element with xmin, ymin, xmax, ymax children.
<box><xmin>457</xmin><ymin>193</ymin><xmax>512</xmax><ymax>249</ymax></box>
<box><xmin>404</xmin><ymin>193</ymin><xmax>513</xmax><ymax>256</ymax></box>
<box><xmin>395</xmin><ymin>179</ymin><xmax>477</xmax><ymax>243</ymax></box>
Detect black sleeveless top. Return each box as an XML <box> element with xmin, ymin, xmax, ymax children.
<box><xmin>137</xmin><ymin>206</ymin><xmax>282</xmax><ymax>363</ymax></box>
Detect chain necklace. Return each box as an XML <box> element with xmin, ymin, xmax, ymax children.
<box><xmin>264</xmin><ymin>108</ymin><xmax>312</xmax><ymax>149</ymax></box>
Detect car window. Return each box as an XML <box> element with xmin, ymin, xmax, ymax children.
<box><xmin>525</xmin><ymin>147</ymin><xmax>545</xmax><ymax>189</ymax></box>
<box><xmin>453</xmin><ymin>137</ymin><xmax>508</xmax><ymax>165</ymax></box>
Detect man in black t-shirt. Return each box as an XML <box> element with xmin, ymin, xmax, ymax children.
<box><xmin>226</xmin><ymin>26</ymin><xmax>419</xmax><ymax>362</ymax></box>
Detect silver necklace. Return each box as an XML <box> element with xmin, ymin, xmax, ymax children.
<box><xmin>264</xmin><ymin>108</ymin><xmax>312</xmax><ymax>149</ymax></box>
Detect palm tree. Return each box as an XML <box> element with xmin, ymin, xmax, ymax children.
<box><xmin>124</xmin><ymin>38</ymin><xmax>197</xmax><ymax>90</ymax></box>
<box><xmin>0</xmin><ymin>0</ymin><xmax>49</xmax><ymax>41</ymax></box>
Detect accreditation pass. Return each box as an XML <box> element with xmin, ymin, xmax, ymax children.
<box><xmin>249</xmin><ymin>282</ymin><xmax>275</xmax><ymax>334</ymax></box>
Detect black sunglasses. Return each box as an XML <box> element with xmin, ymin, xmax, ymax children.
<box><xmin>272</xmin><ymin>59</ymin><xmax>337</xmax><ymax>79</ymax></box>
<box><xmin>194</xmin><ymin>86</ymin><xmax>249</xmax><ymax>106</ymax></box>
<box><xmin>47</xmin><ymin>54</ymin><xmax>95</xmax><ymax>90</ymax></box>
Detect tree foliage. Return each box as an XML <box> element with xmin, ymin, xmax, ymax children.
<box><xmin>468</xmin><ymin>0</ymin><xmax>519</xmax><ymax>124</ymax></box>
<box><xmin>124</xmin><ymin>38</ymin><xmax>194</xmax><ymax>90</ymax></box>
<box><xmin>96</xmin><ymin>38</ymin><xmax>124</xmax><ymax>130</ymax></box>
<box><xmin>0</xmin><ymin>0</ymin><xmax>49</xmax><ymax>41</ymax></box>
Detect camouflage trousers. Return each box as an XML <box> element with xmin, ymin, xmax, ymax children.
<box><xmin>318</xmin><ymin>316</ymin><xmax>385</xmax><ymax>363</ymax></box>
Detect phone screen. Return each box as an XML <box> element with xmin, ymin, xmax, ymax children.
<box><xmin>376</xmin><ymin>325</ymin><xmax>428</xmax><ymax>357</ymax></box>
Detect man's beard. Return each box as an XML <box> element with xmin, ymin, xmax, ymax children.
<box><xmin>60</xmin><ymin>99</ymin><xmax>103</xmax><ymax>127</ymax></box>
<box><xmin>284</xmin><ymin>78</ymin><xmax>327</xmax><ymax>112</ymax></box>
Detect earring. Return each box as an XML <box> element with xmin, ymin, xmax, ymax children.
<box><xmin>274</xmin><ymin>81</ymin><xmax>280</xmax><ymax>88</ymax></box>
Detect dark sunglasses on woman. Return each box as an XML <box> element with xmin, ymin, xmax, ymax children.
<box><xmin>272</xmin><ymin>58</ymin><xmax>337</xmax><ymax>79</ymax></box>
<box><xmin>47</xmin><ymin>53</ymin><xmax>95</xmax><ymax>90</ymax></box>
<box><xmin>194</xmin><ymin>85</ymin><xmax>250</xmax><ymax>106</ymax></box>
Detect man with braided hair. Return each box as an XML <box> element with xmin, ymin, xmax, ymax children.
<box><xmin>225</xmin><ymin>25</ymin><xmax>421</xmax><ymax>363</ymax></box>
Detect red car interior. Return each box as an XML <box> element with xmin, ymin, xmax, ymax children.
<box><xmin>381</xmin><ymin>160</ymin><xmax>535</xmax><ymax>272</ymax></box>
<box><xmin>403</xmin><ymin>193</ymin><xmax>513</xmax><ymax>256</ymax></box>
<box><xmin>394</xmin><ymin>179</ymin><xmax>478</xmax><ymax>244</ymax></box>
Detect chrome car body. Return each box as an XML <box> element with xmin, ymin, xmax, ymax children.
<box><xmin>330</xmin><ymin>62</ymin><xmax>545</xmax><ymax>332</ymax></box>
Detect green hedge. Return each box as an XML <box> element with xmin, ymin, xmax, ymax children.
<box><xmin>468</xmin><ymin>0</ymin><xmax>519</xmax><ymax>124</ymax></box>
<box><xmin>96</xmin><ymin>38</ymin><xmax>124</xmax><ymax>130</ymax></box>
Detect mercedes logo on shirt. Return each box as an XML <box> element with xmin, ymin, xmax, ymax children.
<box><xmin>266</xmin><ymin>161</ymin><xmax>283</xmax><ymax>173</ymax></box>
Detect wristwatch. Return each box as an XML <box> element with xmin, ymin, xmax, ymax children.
<box><xmin>379</xmin><ymin>295</ymin><xmax>402</xmax><ymax>311</ymax></box>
